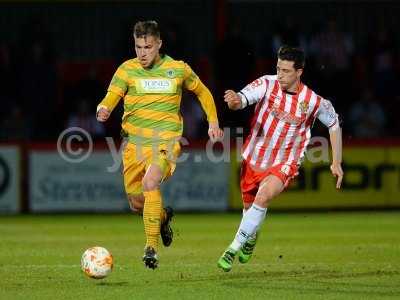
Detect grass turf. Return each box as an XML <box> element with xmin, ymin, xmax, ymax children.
<box><xmin>0</xmin><ymin>211</ymin><xmax>399</xmax><ymax>299</ymax></box>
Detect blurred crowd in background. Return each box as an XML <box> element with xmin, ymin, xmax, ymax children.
<box><xmin>0</xmin><ymin>1</ymin><xmax>399</xmax><ymax>143</ymax></box>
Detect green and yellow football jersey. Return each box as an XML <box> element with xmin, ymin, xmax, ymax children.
<box><xmin>99</xmin><ymin>55</ymin><xmax>217</xmax><ymax>146</ymax></box>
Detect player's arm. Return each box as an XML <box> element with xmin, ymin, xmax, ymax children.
<box><xmin>224</xmin><ymin>77</ymin><xmax>268</xmax><ymax>111</ymax></box>
<box><xmin>96</xmin><ymin>64</ymin><xmax>128</xmax><ymax>122</ymax></box>
<box><xmin>183</xmin><ymin>63</ymin><xmax>223</xmax><ymax>141</ymax></box>
<box><xmin>191</xmin><ymin>80</ymin><xmax>223</xmax><ymax>141</ymax></box>
<box><xmin>96</xmin><ymin>92</ymin><xmax>121</xmax><ymax>122</ymax></box>
<box><xmin>316</xmin><ymin>99</ymin><xmax>344</xmax><ymax>189</ymax></box>
<box><xmin>329</xmin><ymin>126</ymin><xmax>343</xmax><ymax>189</ymax></box>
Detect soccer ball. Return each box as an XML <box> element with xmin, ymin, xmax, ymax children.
<box><xmin>81</xmin><ymin>246</ymin><xmax>113</xmax><ymax>279</ymax></box>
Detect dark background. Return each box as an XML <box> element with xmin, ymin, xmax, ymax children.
<box><xmin>1</xmin><ymin>0</ymin><xmax>399</xmax><ymax>142</ymax></box>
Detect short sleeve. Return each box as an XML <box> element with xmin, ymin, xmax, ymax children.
<box><xmin>316</xmin><ymin>99</ymin><xmax>339</xmax><ymax>129</ymax></box>
<box><xmin>239</xmin><ymin>76</ymin><xmax>268</xmax><ymax>106</ymax></box>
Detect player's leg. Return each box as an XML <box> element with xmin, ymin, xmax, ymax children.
<box><xmin>123</xmin><ymin>143</ymin><xmax>160</xmax><ymax>268</ymax></box>
<box><xmin>141</xmin><ymin>146</ymin><xmax>178</xmax><ymax>268</ymax></box>
<box><xmin>218</xmin><ymin>175</ymin><xmax>284</xmax><ymax>272</ymax></box>
<box><xmin>127</xmin><ymin>194</ymin><xmax>144</xmax><ymax>213</ymax></box>
<box><xmin>127</xmin><ymin>192</ymin><xmax>172</xmax><ymax>225</ymax></box>
<box><xmin>157</xmin><ymin>147</ymin><xmax>179</xmax><ymax>248</ymax></box>
<box><xmin>218</xmin><ymin>162</ymin><xmax>257</xmax><ymax>270</ymax></box>
<box><xmin>122</xmin><ymin>142</ymin><xmax>146</xmax><ymax>210</ymax></box>
<box><xmin>238</xmin><ymin>176</ymin><xmax>284</xmax><ymax>263</ymax></box>
<box><xmin>141</xmin><ymin>163</ymin><xmax>164</xmax><ymax>269</ymax></box>
<box><xmin>237</xmin><ymin>190</ymin><xmax>259</xmax><ymax>263</ymax></box>
<box><xmin>254</xmin><ymin>175</ymin><xmax>285</xmax><ymax>207</ymax></box>
<box><xmin>238</xmin><ymin>207</ymin><xmax>259</xmax><ymax>263</ymax></box>
<box><xmin>126</xmin><ymin>179</ymin><xmax>173</xmax><ymax>246</ymax></box>
<box><xmin>236</xmin><ymin>175</ymin><xmax>284</xmax><ymax>246</ymax></box>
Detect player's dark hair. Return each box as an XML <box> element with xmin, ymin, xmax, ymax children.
<box><xmin>133</xmin><ymin>20</ymin><xmax>160</xmax><ymax>39</ymax></box>
<box><xmin>278</xmin><ymin>46</ymin><xmax>305</xmax><ymax>70</ymax></box>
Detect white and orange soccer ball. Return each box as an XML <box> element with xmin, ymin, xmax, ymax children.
<box><xmin>81</xmin><ymin>246</ymin><xmax>113</xmax><ymax>279</ymax></box>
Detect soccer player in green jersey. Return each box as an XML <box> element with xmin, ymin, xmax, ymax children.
<box><xmin>97</xmin><ymin>21</ymin><xmax>223</xmax><ymax>269</ymax></box>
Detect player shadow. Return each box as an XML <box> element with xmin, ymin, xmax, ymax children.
<box><xmin>174</xmin><ymin>269</ymin><xmax>399</xmax><ymax>282</ymax></box>
<box><xmin>96</xmin><ymin>281</ymin><xmax>130</xmax><ymax>287</ymax></box>
<box><xmin>165</xmin><ymin>269</ymin><xmax>400</xmax><ymax>297</ymax></box>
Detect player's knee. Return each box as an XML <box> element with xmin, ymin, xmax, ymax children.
<box><xmin>142</xmin><ymin>178</ymin><xmax>160</xmax><ymax>191</ymax></box>
<box><xmin>254</xmin><ymin>192</ymin><xmax>273</xmax><ymax>207</ymax></box>
<box><xmin>254</xmin><ymin>197</ymin><xmax>267</xmax><ymax>208</ymax></box>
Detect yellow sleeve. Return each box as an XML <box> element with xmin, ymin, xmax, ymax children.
<box><xmin>97</xmin><ymin>91</ymin><xmax>121</xmax><ymax>113</ymax></box>
<box><xmin>183</xmin><ymin>63</ymin><xmax>200</xmax><ymax>91</ymax></box>
<box><xmin>191</xmin><ymin>80</ymin><xmax>219</xmax><ymax>124</ymax></box>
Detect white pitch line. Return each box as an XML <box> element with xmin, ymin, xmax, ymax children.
<box><xmin>1</xmin><ymin>265</ymin><xmax>80</xmax><ymax>269</ymax></box>
<box><xmin>0</xmin><ymin>262</ymin><xmax>393</xmax><ymax>270</ymax></box>
<box><xmin>0</xmin><ymin>264</ymin><xmax>127</xmax><ymax>270</ymax></box>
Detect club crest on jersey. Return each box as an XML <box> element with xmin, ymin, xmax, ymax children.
<box><xmin>299</xmin><ymin>101</ymin><xmax>309</xmax><ymax>114</ymax></box>
<box><xmin>165</xmin><ymin>69</ymin><xmax>176</xmax><ymax>78</ymax></box>
<box><xmin>250</xmin><ymin>78</ymin><xmax>263</xmax><ymax>88</ymax></box>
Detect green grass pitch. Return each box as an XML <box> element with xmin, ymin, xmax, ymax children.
<box><xmin>0</xmin><ymin>212</ymin><xmax>399</xmax><ymax>299</ymax></box>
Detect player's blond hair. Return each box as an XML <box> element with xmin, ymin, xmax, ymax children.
<box><xmin>133</xmin><ymin>20</ymin><xmax>160</xmax><ymax>39</ymax></box>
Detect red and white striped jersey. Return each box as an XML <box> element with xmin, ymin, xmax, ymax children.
<box><xmin>239</xmin><ymin>75</ymin><xmax>338</xmax><ymax>171</ymax></box>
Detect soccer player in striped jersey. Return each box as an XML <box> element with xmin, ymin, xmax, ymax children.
<box><xmin>96</xmin><ymin>20</ymin><xmax>223</xmax><ymax>269</ymax></box>
<box><xmin>218</xmin><ymin>46</ymin><xmax>344</xmax><ymax>272</ymax></box>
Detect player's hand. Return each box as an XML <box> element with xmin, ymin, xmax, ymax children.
<box><xmin>97</xmin><ymin>107</ymin><xmax>111</xmax><ymax>122</ymax></box>
<box><xmin>208</xmin><ymin>122</ymin><xmax>224</xmax><ymax>143</ymax></box>
<box><xmin>330</xmin><ymin>162</ymin><xmax>343</xmax><ymax>189</ymax></box>
<box><xmin>224</xmin><ymin>90</ymin><xmax>242</xmax><ymax>110</ymax></box>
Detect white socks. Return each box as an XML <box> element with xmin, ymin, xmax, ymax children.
<box><xmin>243</xmin><ymin>208</ymin><xmax>260</xmax><ymax>240</ymax></box>
<box><xmin>229</xmin><ymin>204</ymin><xmax>267</xmax><ymax>252</ymax></box>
